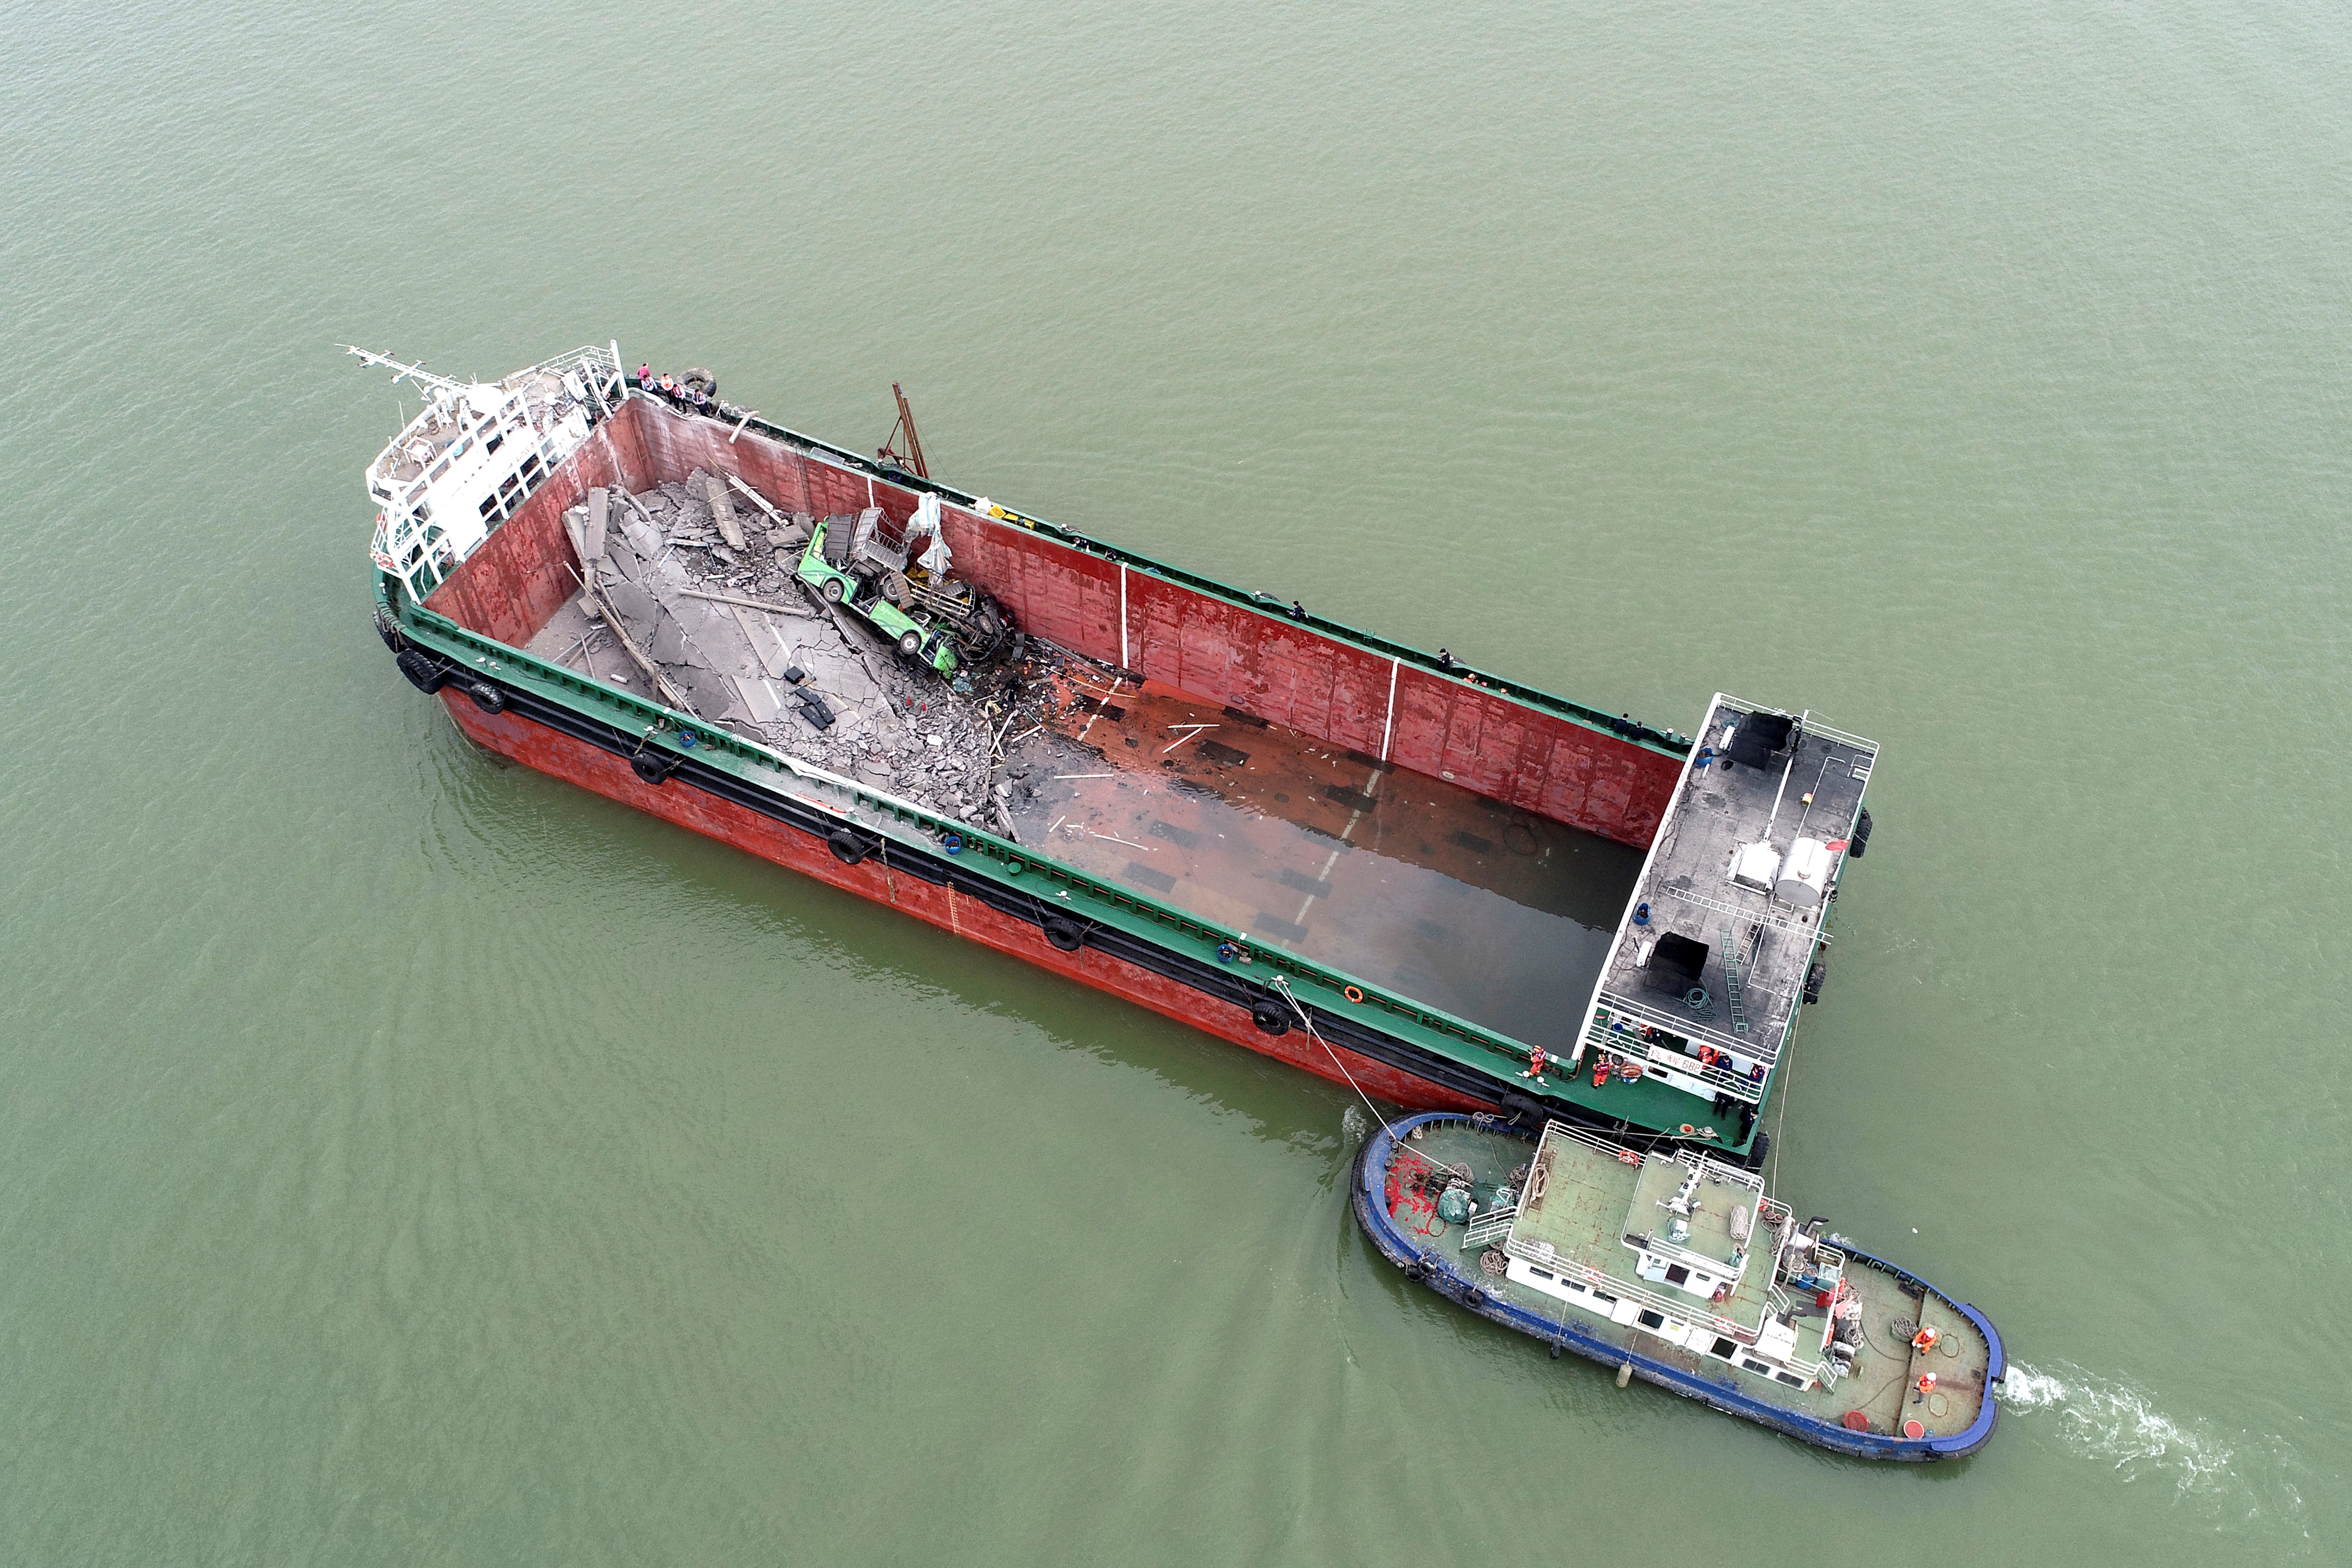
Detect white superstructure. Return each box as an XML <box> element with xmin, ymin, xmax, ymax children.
<box><xmin>352</xmin><ymin>343</ymin><xmax>624</xmax><ymax>600</ymax></box>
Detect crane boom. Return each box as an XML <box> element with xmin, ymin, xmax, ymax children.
<box><xmin>878</xmin><ymin>382</ymin><xmax>930</xmax><ymax>479</ymax></box>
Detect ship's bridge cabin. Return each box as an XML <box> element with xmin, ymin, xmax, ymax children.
<box><xmin>1570</xmin><ymin>696</ymin><xmax>1878</xmax><ymax>1140</ymax></box>
<box><xmin>356</xmin><ymin>345</ymin><xmax>622</xmax><ymax>602</ymax></box>
<box><xmin>1500</xmin><ymin>1123</ymin><xmax>1849</xmax><ymax>1392</ymax></box>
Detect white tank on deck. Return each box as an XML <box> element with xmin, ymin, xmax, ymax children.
<box><xmin>1775</xmin><ymin>837</ymin><xmax>1836</xmax><ymax>908</ymax></box>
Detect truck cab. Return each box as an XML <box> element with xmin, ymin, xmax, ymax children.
<box><xmin>790</xmin><ymin>503</ymin><xmax>974</xmax><ymax>677</ymax></box>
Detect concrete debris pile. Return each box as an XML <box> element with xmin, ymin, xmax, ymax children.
<box><xmin>523</xmin><ymin>475</ymin><xmax>1091</xmax><ymax>838</ymax></box>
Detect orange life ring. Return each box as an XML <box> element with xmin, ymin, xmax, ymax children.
<box><xmin>1343</xmin><ymin>985</ymin><xmax>1364</xmax><ymax>1003</ymax></box>
<box><xmin>1616</xmin><ymin>1150</ymin><xmax>1640</xmax><ymax>1167</ymax></box>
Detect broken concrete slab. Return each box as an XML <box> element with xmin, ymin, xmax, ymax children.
<box><xmin>648</xmin><ymin>611</ymin><xmax>692</xmax><ymax>666</ymax></box>
<box><xmin>705</xmin><ymin>472</ymin><xmax>745</xmax><ymax>550</ymax></box>
<box><xmin>605</xmin><ymin>578</ymin><xmax>661</xmax><ymax>632</ymax></box>
<box><xmin>727</xmin><ymin>604</ymin><xmax>797</xmax><ymax>680</ymax></box>
<box><xmin>734</xmin><ymin>673</ymin><xmax>789</xmax><ymax>724</ymax></box>
<box><xmin>620</xmin><ymin>516</ymin><xmax>663</xmax><ymax>561</ymax></box>
<box><xmin>670</xmin><ymin>665</ymin><xmax>739</xmax><ymax>719</ymax></box>
<box><xmin>586</xmin><ymin>487</ymin><xmax>609</xmax><ymax>560</ymax></box>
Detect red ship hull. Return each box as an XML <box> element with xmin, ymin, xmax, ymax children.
<box><xmin>443</xmin><ymin>693</ymin><xmax>1495</xmax><ymax>1112</ymax></box>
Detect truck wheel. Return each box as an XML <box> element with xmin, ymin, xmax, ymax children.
<box><xmin>822</xmin><ymin>577</ymin><xmax>846</xmax><ymax>605</ymax></box>
<box><xmin>897</xmin><ymin>630</ymin><xmax>922</xmax><ymax>656</ymax></box>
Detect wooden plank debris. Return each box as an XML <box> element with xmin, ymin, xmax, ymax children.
<box><xmin>578</xmin><ymin>570</ymin><xmax>696</xmax><ymax>715</ymax></box>
<box><xmin>676</xmin><ymin>586</ymin><xmax>813</xmax><ymax>619</ymax></box>
<box><xmin>726</xmin><ymin>471</ymin><xmax>784</xmax><ymax>525</ymax></box>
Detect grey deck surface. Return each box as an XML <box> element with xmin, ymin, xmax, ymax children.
<box><xmin>1588</xmin><ymin>701</ymin><xmax>1876</xmax><ymax>1088</ymax></box>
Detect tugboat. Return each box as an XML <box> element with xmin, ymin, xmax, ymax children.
<box><xmin>1352</xmin><ymin>1110</ymin><xmax>2007</xmax><ymax>1457</ymax></box>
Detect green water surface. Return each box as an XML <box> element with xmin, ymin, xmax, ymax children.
<box><xmin>2</xmin><ymin>2</ymin><xmax>2346</xmax><ymax>1561</ymax></box>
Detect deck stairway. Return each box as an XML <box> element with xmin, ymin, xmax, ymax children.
<box><xmin>1722</xmin><ymin>918</ymin><xmax>1751</xmax><ymax>1036</ymax></box>
<box><xmin>1462</xmin><ymin>1207</ymin><xmax>1519</xmax><ymax>1250</ymax></box>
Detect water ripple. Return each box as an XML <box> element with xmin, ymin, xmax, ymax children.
<box><xmin>2001</xmin><ymin>1361</ymin><xmax>2313</xmax><ymax>1544</ymax></box>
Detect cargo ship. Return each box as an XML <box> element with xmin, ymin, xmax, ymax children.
<box><xmin>1354</xmin><ymin>1111</ymin><xmax>2004</xmax><ymax>1457</ymax></box>
<box><xmin>354</xmin><ymin>343</ymin><xmax>1878</xmax><ymax>1161</ymax></box>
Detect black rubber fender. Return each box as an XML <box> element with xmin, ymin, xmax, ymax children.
<box><xmin>631</xmin><ymin>750</ymin><xmax>679</xmax><ymax>786</ymax></box>
<box><xmin>1850</xmin><ymin>807</ymin><xmax>1873</xmax><ymax>858</ymax></box>
<box><xmin>1496</xmin><ymin>1091</ymin><xmax>1552</xmax><ymax>1130</ymax></box>
<box><xmin>1042</xmin><ymin>915</ymin><xmax>1085</xmax><ymax>953</ymax></box>
<box><xmin>1251</xmin><ymin>997</ymin><xmax>1292</xmax><ymax>1036</ymax></box>
<box><xmin>465</xmin><ymin>681</ymin><xmax>507</xmax><ymax>714</ymax></box>
<box><xmin>1463</xmin><ymin>1285</ymin><xmax>1488</xmax><ymax>1308</ymax></box>
<box><xmin>1742</xmin><ymin>1130</ymin><xmax>1771</xmax><ymax>1174</ymax></box>
<box><xmin>373</xmin><ymin>607</ymin><xmax>405</xmax><ymax>653</ymax></box>
<box><xmin>828</xmin><ymin>828</ymin><xmax>877</xmax><ymax>865</ymax></box>
<box><xmin>394</xmin><ymin>649</ymin><xmax>448</xmax><ymax>694</ymax></box>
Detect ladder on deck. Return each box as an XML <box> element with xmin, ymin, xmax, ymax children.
<box><xmin>1722</xmin><ymin>919</ymin><xmax>1752</xmax><ymax>1035</ymax></box>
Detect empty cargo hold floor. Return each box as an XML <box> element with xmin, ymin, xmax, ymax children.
<box><xmin>1002</xmin><ymin>679</ymin><xmax>1644</xmax><ymax>1053</ymax></box>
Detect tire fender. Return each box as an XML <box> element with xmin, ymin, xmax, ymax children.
<box><xmin>1042</xmin><ymin>915</ymin><xmax>1085</xmax><ymax>953</ymax></box>
<box><xmin>395</xmin><ymin>649</ymin><xmax>448</xmax><ymax>694</ymax></box>
<box><xmin>1251</xmin><ymin>998</ymin><xmax>1291</xmax><ymax>1036</ymax></box>
<box><xmin>465</xmin><ymin>681</ymin><xmax>507</xmax><ymax>714</ymax></box>
<box><xmin>828</xmin><ymin>828</ymin><xmax>875</xmax><ymax>865</ymax></box>
<box><xmin>631</xmin><ymin>750</ymin><xmax>678</xmax><ymax>786</ymax></box>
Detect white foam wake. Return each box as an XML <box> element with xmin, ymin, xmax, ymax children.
<box><xmin>1999</xmin><ymin>1360</ymin><xmax>2311</xmax><ymax>1541</ymax></box>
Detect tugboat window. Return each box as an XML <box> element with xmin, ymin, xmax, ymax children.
<box><xmin>1637</xmin><ymin>1309</ymin><xmax>1666</xmax><ymax>1330</ymax></box>
<box><xmin>1710</xmin><ymin>1337</ymin><xmax>1739</xmax><ymax>1359</ymax></box>
<box><xmin>1665</xmin><ymin>1264</ymin><xmax>1690</xmax><ymax>1287</ymax></box>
